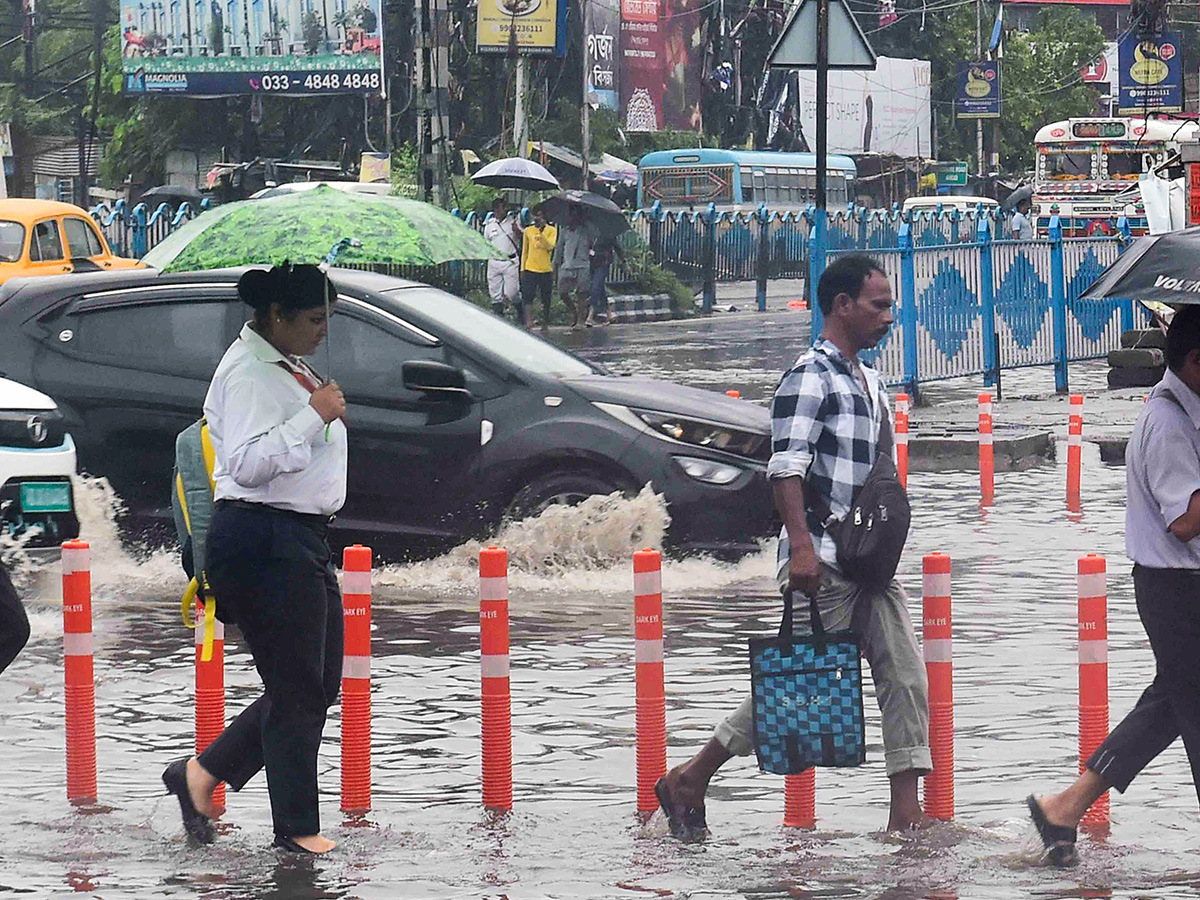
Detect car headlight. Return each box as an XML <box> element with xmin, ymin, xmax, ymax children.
<box><xmin>635</xmin><ymin>410</ymin><xmax>770</xmax><ymax>461</ymax></box>
<box><xmin>673</xmin><ymin>455</ymin><xmax>744</xmax><ymax>485</ymax></box>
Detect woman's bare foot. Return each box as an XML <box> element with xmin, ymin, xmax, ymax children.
<box><xmin>186</xmin><ymin>757</ymin><xmax>221</xmax><ymax>820</ymax></box>
<box><xmin>291</xmin><ymin>834</ymin><xmax>337</xmax><ymax>854</ymax></box>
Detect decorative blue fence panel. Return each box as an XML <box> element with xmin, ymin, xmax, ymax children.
<box><xmin>912</xmin><ymin>243</ymin><xmax>987</xmax><ymax>382</ymax></box>
<box><xmin>1062</xmin><ymin>238</ymin><xmax>1140</xmax><ymax>361</ymax></box>
<box><xmin>829</xmin><ymin>247</ymin><xmax>906</xmax><ymax>384</ymax></box>
<box><xmin>992</xmin><ymin>240</ymin><xmax>1056</xmax><ymax>369</ymax></box>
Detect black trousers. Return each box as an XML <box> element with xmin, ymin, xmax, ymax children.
<box><xmin>1086</xmin><ymin>565</ymin><xmax>1200</xmax><ymax>803</ymax></box>
<box><xmin>197</xmin><ymin>504</ymin><xmax>343</xmax><ymax>837</ymax></box>
<box><xmin>521</xmin><ymin>270</ymin><xmax>553</xmax><ymax>322</ymax></box>
<box><xmin>0</xmin><ymin>560</ymin><xmax>29</xmax><ymax>676</ymax></box>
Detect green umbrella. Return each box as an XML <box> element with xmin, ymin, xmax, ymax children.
<box><xmin>141</xmin><ymin>184</ymin><xmax>504</xmax><ymax>272</ymax></box>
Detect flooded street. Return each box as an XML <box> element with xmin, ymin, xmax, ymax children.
<box><xmin>2</xmin><ymin>316</ymin><xmax>1196</xmax><ymax>899</ymax></box>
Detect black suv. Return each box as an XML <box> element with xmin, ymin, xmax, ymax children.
<box><xmin>0</xmin><ymin>268</ymin><xmax>774</xmax><ymax>558</ymax></box>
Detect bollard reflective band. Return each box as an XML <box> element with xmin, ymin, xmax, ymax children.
<box><xmin>922</xmin><ymin>571</ymin><xmax>951</xmax><ymax>598</ymax></box>
<box><xmin>342</xmin><ymin>569</ymin><xmax>372</xmax><ymax>595</ymax></box>
<box><xmin>194</xmin><ymin>617</ymin><xmax>226</xmax><ymax>644</ymax></box>
<box><xmin>481</xmin><ymin>654</ymin><xmax>510</xmax><ymax>678</ymax></box>
<box><xmin>64</xmin><ymin>632</ymin><xmax>93</xmax><ymax>656</ymax></box>
<box><xmin>1077</xmin><ymin>572</ymin><xmax>1106</xmax><ymax>599</ymax></box>
<box><xmin>633</xmin><ymin>569</ymin><xmax>662</xmax><ymax>597</ymax></box>
<box><xmin>979</xmin><ymin>433</ymin><xmax>993</xmax><ymax>446</ymax></box>
<box><xmin>1078</xmin><ymin>640</ymin><xmax>1108</xmax><ymax>665</ymax></box>
<box><xmin>923</xmin><ymin>638</ymin><xmax>952</xmax><ymax>663</ymax></box>
<box><xmin>635</xmin><ymin>639</ymin><xmax>664</xmax><ymax>663</ymax></box>
<box><xmin>62</xmin><ymin>545</ymin><xmax>90</xmax><ymax>575</ymax></box>
<box><xmin>479</xmin><ymin>576</ymin><xmax>508</xmax><ymax>602</ymax></box>
<box><xmin>342</xmin><ymin>655</ymin><xmax>371</xmax><ymax>679</ymax></box>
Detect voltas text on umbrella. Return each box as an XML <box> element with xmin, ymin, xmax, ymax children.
<box><xmin>1154</xmin><ymin>275</ymin><xmax>1200</xmax><ymax>293</ymax></box>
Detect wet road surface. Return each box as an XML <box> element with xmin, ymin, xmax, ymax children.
<box><xmin>1</xmin><ymin>316</ymin><xmax>1195</xmax><ymax>899</ymax></box>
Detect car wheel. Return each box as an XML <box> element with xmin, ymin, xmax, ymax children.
<box><xmin>504</xmin><ymin>471</ymin><xmax>625</xmax><ymax>523</ymax></box>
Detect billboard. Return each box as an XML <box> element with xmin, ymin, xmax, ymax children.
<box><xmin>1118</xmin><ymin>31</ymin><xmax>1182</xmax><ymax>115</ymax></box>
<box><xmin>620</xmin><ymin>0</ymin><xmax>664</xmax><ymax>132</ymax></box>
<box><xmin>586</xmin><ymin>0</ymin><xmax>619</xmax><ymax>110</ymax></box>
<box><xmin>660</xmin><ymin>0</ymin><xmax>707</xmax><ymax>130</ymax></box>
<box><xmin>477</xmin><ymin>0</ymin><xmax>563</xmax><ymax>56</ymax></box>
<box><xmin>121</xmin><ymin>0</ymin><xmax>383</xmax><ymax>95</ymax></box>
<box><xmin>797</xmin><ymin>57</ymin><xmax>931</xmax><ymax>157</ymax></box>
<box><xmin>955</xmin><ymin>59</ymin><xmax>1000</xmax><ymax>119</ymax></box>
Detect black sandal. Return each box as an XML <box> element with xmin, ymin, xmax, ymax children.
<box><xmin>273</xmin><ymin>834</ymin><xmax>318</xmax><ymax>854</ymax></box>
<box><xmin>1026</xmin><ymin>794</ymin><xmax>1078</xmax><ymax>867</ymax></box>
<box><xmin>654</xmin><ymin>777</ymin><xmax>707</xmax><ymax>841</ymax></box>
<box><xmin>161</xmin><ymin>758</ymin><xmax>215</xmax><ymax>845</ymax></box>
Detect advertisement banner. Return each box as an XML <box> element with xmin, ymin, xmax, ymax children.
<box><xmin>477</xmin><ymin>0</ymin><xmax>561</xmax><ymax>56</ymax></box>
<box><xmin>797</xmin><ymin>57</ymin><xmax>931</xmax><ymax>157</ymax></box>
<box><xmin>620</xmin><ymin>0</ymin><xmax>664</xmax><ymax>132</ymax></box>
<box><xmin>660</xmin><ymin>0</ymin><xmax>707</xmax><ymax>130</ymax></box>
<box><xmin>586</xmin><ymin>0</ymin><xmax>619</xmax><ymax>110</ymax></box>
<box><xmin>1118</xmin><ymin>31</ymin><xmax>1182</xmax><ymax>115</ymax></box>
<box><xmin>121</xmin><ymin>0</ymin><xmax>383</xmax><ymax>95</ymax></box>
<box><xmin>955</xmin><ymin>59</ymin><xmax>999</xmax><ymax>119</ymax></box>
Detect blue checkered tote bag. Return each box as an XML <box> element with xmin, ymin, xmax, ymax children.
<box><xmin>749</xmin><ymin>589</ymin><xmax>865</xmax><ymax>774</ymax></box>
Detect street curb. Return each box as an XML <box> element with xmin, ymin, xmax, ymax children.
<box><xmin>909</xmin><ymin>431</ymin><xmax>1055</xmax><ymax>471</ymax></box>
<box><xmin>609</xmin><ymin>294</ymin><xmax>672</xmax><ymax>324</ymax></box>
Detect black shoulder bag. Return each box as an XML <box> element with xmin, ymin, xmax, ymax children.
<box><xmin>807</xmin><ymin>393</ymin><xmax>911</xmax><ymax>590</ymax></box>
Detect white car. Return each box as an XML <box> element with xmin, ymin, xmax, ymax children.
<box><xmin>0</xmin><ymin>376</ymin><xmax>78</xmax><ymax>561</ymax></box>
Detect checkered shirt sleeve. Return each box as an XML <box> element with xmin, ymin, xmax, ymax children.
<box><xmin>767</xmin><ymin>361</ymin><xmax>826</xmax><ymax>481</ymax></box>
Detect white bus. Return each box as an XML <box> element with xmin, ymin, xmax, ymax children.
<box><xmin>1033</xmin><ymin>117</ymin><xmax>1198</xmax><ymax>237</ymax></box>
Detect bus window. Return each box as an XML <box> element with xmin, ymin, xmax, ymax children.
<box><xmin>740</xmin><ymin>167</ymin><xmax>754</xmax><ymax>204</ymax></box>
<box><xmin>800</xmin><ymin>169</ymin><xmax>815</xmax><ymax>203</ymax></box>
<box><xmin>1107</xmin><ymin>149</ymin><xmax>1155</xmax><ymax>181</ymax></box>
<box><xmin>1042</xmin><ymin>150</ymin><xmax>1092</xmax><ymax>181</ymax></box>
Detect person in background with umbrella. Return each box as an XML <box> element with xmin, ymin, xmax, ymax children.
<box><xmin>552</xmin><ymin>203</ymin><xmax>593</xmax><ymax>330</ymax></box>
<box><xmin>520</xmin><ymin>204</ymin><xmax>557</xmax><ymax>330</ymax></box>
<box><xmin>587</xmin><ymin>230</ymin><xmax>624</xmax><ymax>327</ymax></box>
<box><xmin>162</xmin><ymin>264</ymin><xmax>347</xmax><ymax>855</ymax></box>
<box><xmin>483</xmin><ymin>198</ymin><xmax>522</xmax><ymax>317</ymax></box>
<box><xmin>1011</xmin><ymin>198</ymin><xmax>1034</xmax><ymax>241</ymax></box>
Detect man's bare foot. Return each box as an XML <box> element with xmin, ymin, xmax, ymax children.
<box><xmin>290</xmin><ymin>834</ymin><xmax>337</xmax><ymax>854</ymax></box>
<box><xmin>185</xmin><ymin>757</ymin><xmax>220</xmax><ymax>820</ymax></box>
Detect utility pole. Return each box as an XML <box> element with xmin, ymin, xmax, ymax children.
<box><xmin>414</xmin><ymin>0</ymin><xmax>449</xmax><ymax>204</ymax></box>
<box><xmin>23</xmin><ymin>0</ymin><xmax>36</xmax><ymax>95</ymax></box>
<box><xmin>815</xmin><ymin>0</ymin><xmax>828</xmax><ymax>211</ymax></box>
<box><xmin>514</xmin><ymin>57</ymin><xmax>528</xmax><ymax>157</ymax></box>
<box><xmin>580</xmin><ymin>0</ymin><xmax>590</xmax><ymax>186</ymax></box>
<box><xmin>975</xmin><ymin>0</ymin><xmax>983</xmax><ymax>177</ymax></box>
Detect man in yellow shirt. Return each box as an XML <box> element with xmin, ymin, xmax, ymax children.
<box><xmin>520</xmin><ymin>205</ymin><xmax>557</xmax><ymax>330</ymax></box>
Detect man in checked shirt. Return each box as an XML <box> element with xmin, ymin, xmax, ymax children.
<box><xmin>655</xmin><ymin>254</ymin><xmax>932</xmax><ymax>838</ymax></box>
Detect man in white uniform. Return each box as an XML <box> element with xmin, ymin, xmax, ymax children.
<box><xmin>483</xmin><ymin>197</ymin><xmax>521</xmax><ymax>317</ymax></box>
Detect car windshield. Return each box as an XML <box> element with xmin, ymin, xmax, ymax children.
<box><xmin>382</xmin><ymin>286</ymin><xmax>600</xmax><ymax>377</ymax></box>
<box><xmin>0</xmin><ymin>221</ymin><xmax>25</xmax><ymax>262</ymax></box>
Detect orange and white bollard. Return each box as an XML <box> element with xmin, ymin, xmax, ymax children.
<box><xmin>341</xmin><ymin>544</ymin><xmax>373</xmax><ymax>814</ymax></box>
<box><xmin>62</xmin><ymin>540</ymin><xmax>96</xmax><ymax>805</ymax></box>
<box><xmin>1078</xmin><ymin>554</ymin><xmax>1110</xmax><ymax>832</ymax></box>
<box><xmin>783</xmin><ymin>769</ymin><xmax>816</xmax><ymax>828</ymax></box>
<box><xmin>922</xmin><ymin>552</ymin><xmax>954</xmax><ymax>820</ymax></box>
<box><xmin>194</xmin><ymin>598</ymin><xmax>226</xmax><ymax>814</ymax></box>
<box><xmin>978</xmin><ymin>393</ymin><xmax>994</xmax><ymax>504</ymax></box>
<box><xmin>895</xmin><ymin>393</ymin><xmax>910</xmax><ymax>490</ymax></box>
<box><xmin>1067</xmin><ymin>395</ymin><xmax>1083</xmax><ymax>507</ymax></box>
<box><xmin>633</xmin><ymin>549</ymin><xmax>666</xmax><ymax>817</ymax></box>
<box><xmin>480</xmin><ymin>546</ymin><xmax>512</xmax><ymax>811</ymax></box>
<box><xmin>725</xmin><ymin>389</ymin><xmax>741</xmax><ymax>399</ymax></box>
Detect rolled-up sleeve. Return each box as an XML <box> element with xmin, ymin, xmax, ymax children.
<box><xmin>1143</xmin><ymin>413</ymin><xmax>1200</xmax><ymax>528</ymax></box>
<box><xmin>766</xmin><ymin>364</ymin><xmax>826</xmax><ymax>480</ymax></box>
<box><xmin>217</xmin><ymin>372</ymin><xmax>326</xmax><ymax>488</ymax></box>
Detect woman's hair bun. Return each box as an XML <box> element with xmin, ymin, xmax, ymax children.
<box><xmin>239</xmin><ymin>262</ymin><xmax>330</xmax><ymax>314</ymax></box>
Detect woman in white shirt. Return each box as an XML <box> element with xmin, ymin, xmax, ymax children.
<box><xmin>161</xmin><ymin>263</ymin><xmax>347</xmax><ymax>855</ymax></box>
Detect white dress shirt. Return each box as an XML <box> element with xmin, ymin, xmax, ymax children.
<box><xmin>204</xmin><ymin>322</ymin><xmax>348</xmax><ymax>515</ymax></box>
<box><xmin>483</xmin><ymin>214</ymin><xmax>520</xmax><ymax>261</ymax></box>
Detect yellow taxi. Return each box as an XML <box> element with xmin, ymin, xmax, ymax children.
<box><xmin>0</xmin><ymin>199</ymin><xmax>141</xmax><ymax>285</ymax></box>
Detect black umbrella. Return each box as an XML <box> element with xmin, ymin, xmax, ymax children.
<box><xmin>1080</xmin><ymin>228</ymin><xmax>1200</xmax><ymax>305</ymax></box>
<box><xmin>542</xmin><ymin>190</ymin><xmax>629</xmax><ymax>240</ymax></box>
<box><xmin>138</xmin><ymin>184</ymin><xmax>204</xmax><ymax>207</ymax></box>
<box><xmin>1000</xmin><ymin>184</ymin><xmax>1033</xmax><ymax>211</ymax></box>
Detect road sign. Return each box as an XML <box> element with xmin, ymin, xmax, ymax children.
<box><xmin>767</xmin><ymin>0</ymin><xmax>876</xmax><ymax>70</ymax></box>
<box><xmin>936</xmin><ymin>162</ymin><xmax>969</xmax><ymax>187</ymax></box>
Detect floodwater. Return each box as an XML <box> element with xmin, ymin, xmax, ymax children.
<box><xmin>2</xmin><ymin>321</ymin><xmax>1195</xmax><ymax>898</ymax></box>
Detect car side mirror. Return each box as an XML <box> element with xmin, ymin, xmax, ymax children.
<box><xmin>402</xmin><ymin>360</ymin><xmax>470</xmax><ymax>398</ymax></box>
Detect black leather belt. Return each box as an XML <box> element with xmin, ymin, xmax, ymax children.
<box><xmin>215</xmin><ymin>499</ymin><xmax>335</xmax><ymax>529</ymax></box>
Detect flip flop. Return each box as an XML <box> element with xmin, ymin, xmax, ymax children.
<box><xmin>654</xmin><ymin>777</ymin><xmax>707</xmax><ymax>841</ymax></box>
<box><xmin>1026</xmin><ymin>794</ymin><xmax>1078</xmax><ymax>868</ymax></box>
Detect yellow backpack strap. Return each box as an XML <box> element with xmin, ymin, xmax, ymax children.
<box><xmin>180</xmin><ymin>577</ymin><xmax>199</xmax><ymax>628</ymax></box>
<box><xmin>200</xmin><ymin>424</ymin><xmax>217</xmax><ymax>493</ymax></box>
<box><xmin>201</xmin><ymin>596</ymin><xmax>216</xmax><ymax>662</ymax></box>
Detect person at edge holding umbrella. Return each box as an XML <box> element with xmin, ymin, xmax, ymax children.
<box><xmin>161</xmin><ymin>263</ymin><xmax>347</xmax><ymax>855</ymax></box>
<box><xmin>553</xmin><ymin>202</ymin><xmax>593</xmax><ymax>330</ymax></box>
